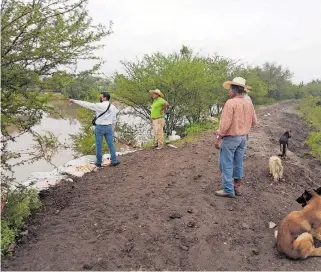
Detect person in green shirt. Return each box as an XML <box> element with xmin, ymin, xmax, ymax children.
<box><xmin>149</xmin><ymin>89</ymin><xmax>169</xmax><ymax>150</ymax></box>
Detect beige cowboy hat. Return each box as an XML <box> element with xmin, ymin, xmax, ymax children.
<box><xmin>223</xmin><ymin>77</ymin><xmax>251</xmax><ymax>92</ymax></box>
<box><xmin>149</xmin><ymin>89</ymin><xmax>164</xmax><ymax>98</ymax></box>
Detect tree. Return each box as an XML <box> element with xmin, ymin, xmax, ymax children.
<box><xmin>1</xmin><ymin>0</ymin><xmax>112</xmax><ymax>183</ymax></box>
<box><xmin>300</xmin><ymin>80</ymin><xmax>321</xmax><ymax>97</ymax></box>
<box><xmin>113</xmin><ymin>48</ymin><xmax>230</xmax><ymax>134</ymax></box>
<box><xmin>63</xmin><ymin>74</ymin><xmax>111</xmax><ymax>100</ymax></box>
<box><xmin>252</xmin><ymin>62</ymin><xmax>294</xmax><ymax>100</ymax></box>
<box><xmin>230</xmin><ymin>65</ymin><xmax>269</xmax><ymax>104</ymax></box>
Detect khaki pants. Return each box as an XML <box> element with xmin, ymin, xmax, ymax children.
<box><xmin>152</xmin><ymin>118</ymin><xmax>165</xmax><ymax>147</ymax></box>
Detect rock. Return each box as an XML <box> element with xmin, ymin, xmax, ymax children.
<box><xmin>268</xmin><ymin>221</ymin><xmax>277</xmax><ymax>229</ymax></box>
<box><xmin>21</xmin><ymin>230</ymin><xmax>28</xmax><ymax>236</ymax></box>
<box><xmin>187</xmin><ymin>221</ymin><xmax>195</xmax><ymax>228</ymax></box>
<box><xmin>88</xmin><ymin>238</ymin><xmax>98</xmax><ymax>244</ymax></box>
<box><xmin>167</xmin><ymin>144</ymin><xmax>178</xmax><ymax>149</ymax></box>
<box><xmin>8</xmin><ymin>243</ymin><xmax>16</xmax><ymax>252</ymax></box>
<box><xmin>168</xmin><ymin>213</ymin><xmax>182</xmax><ymax>220</ymax></box>
<box><xmin>228</xmin><ymin>207</ymin><xmax>234</xmax><ymax>211</ymax></box>
<box><xmin>67</xmin><ymin>178</ymin><xmax>73</xmax><ymax>182</ymax></box>
<box><xmin>19</xmin><ymin>236</ymin><xmax>28</xmax><ymax>244</ymax></box>
<box><xmin>124</xmin><ymin>243</ymin><xmax>134</xmax><ymax>253</ymax></box>
<box><xmin>83</xmin><ymin>264</ymin><xmax>93</xmax><ymax>270</ymax></box>
<box><xmin>187</xmin><ymin>208</ymin><xmax>193</xmax><ymax>214</ymax></box>
<box><xmin>174</xmin><ymin>234</ymin><xmax>179</xmax><ymax>239</ymax></box>
<box><xmin>252</xmin><ymin>248</ymin><xmax>260</xmax><ymax>255</ymax></box>
<box><xmin>241</xmin><ymin>223</ymin><xmax>250</xmax><ymax>229</ymax></box>
<box><xmin>168</xmin><ymin>131</ymin><xmax>181</xmax><ymax>142</ymax></box>
<box><xmin>193</xmin><ymin>174</ymin><xmax>202</xmax><ymax>181</ymax></box>
<box><xmin>55</xmin><ymin>209</ymin><xmax>60</xmax><ymax>215</ymax></box>
<box><xmin>180</xmin><ymin>244</ymin><xmax>189</xmax><ymax>251</ymax></box>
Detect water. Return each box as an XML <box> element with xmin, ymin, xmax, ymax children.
<box><xmin>7</xmin><ymin>100</ymin><xmax>152</xmax><ymax>183</ymax></box>
<box><xmin>7</xmin><ymin>101</ymin><xmax>82</xmax><ymax>182</ymax></box>
<box><xmin>7</xmin><ymin>100</ymin><xmax>217</xmax><ymax>183</ymax></box>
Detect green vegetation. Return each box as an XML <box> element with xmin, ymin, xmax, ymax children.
<box><xmin>184</xmin><ymin>120</ymin><xmax>219</xmax><ymax>135</ymax></box>
<box><xmin>1</xmin><ymin>0</ymin><xmax>111</xmax><ymax>182</ymax></box>
<box><xmin>1</xmin><ymin>188</ymin><xmax>41</xmax><ymax>255</ymax></box>
<box><xmin>113</xmin><ymin>48</ymin><xmax>229</xmax><ymax>135</ymax></box>
<box><xmin>1</xmin><ymin>0</ymin><xmax>110</xmax><ymax>255</ymax></box>
<box><xmin>70</xmin><ymin>101</ymin><xmax>137</xmax><ymax>155</ymax></box>
<box><xmin>69</xmin><ymin>105</ymin><xmax>109</xmax><ymax>155</ymax></box>
<box><xmin>112</xmin><ymin>46</ymin><xmax>317</xmax><ymax>137</ymax></box>
<box><xmin>298</xmin><ymin>96</ymin><xmax>321</xmax><ymax>161</ymax></box>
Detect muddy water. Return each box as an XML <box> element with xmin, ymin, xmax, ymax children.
<box><xmin>8</xmin><ymin>100</ymin><xmax>151</xmax><ymax>183</ymax></box>
<box><xmin>7</xmin><ymin>101</ymin><xmax>82</xmax><ymax>182</ymax></box>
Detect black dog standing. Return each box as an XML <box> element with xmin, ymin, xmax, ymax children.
<box><xmin>279</xmin><ymin>130</ymin><xmax>291</xmax><ymax>157</ymax></box>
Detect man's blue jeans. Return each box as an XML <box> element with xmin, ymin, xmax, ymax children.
<box><xmin>95</xmin><ymin>125</ymin><xmax>117</xmax><ymax>165</ymax></box>
<box><xmin>218</xmin><ymin>135</ymin><xmax>247</xmax><ymax>195</ymax></box>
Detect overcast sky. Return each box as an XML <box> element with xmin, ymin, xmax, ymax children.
<box><xmin>83</xmin><ymin>0</ymin><xmax>321</xmax><ymax>83</ymax></box>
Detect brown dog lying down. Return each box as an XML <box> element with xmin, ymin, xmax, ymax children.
<box><xmin>275</xmin><ymin>190</ymin><xmax>321</xmax><ymax>259</ymax></box>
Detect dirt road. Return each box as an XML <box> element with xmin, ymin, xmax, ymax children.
<box><xmin>3</xmin><ymin>100</ymin><xmax>321</xmax><ymax>271</ymax></box>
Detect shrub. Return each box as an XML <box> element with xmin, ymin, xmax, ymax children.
<box><xmin>0</xmin><ymin>221</ymin><xmax>15</xmax><ymax>255</ymax></box>
<box><xmin>184</xmin><ymin>120</ymin><xmax>218</xmax><ymax>135</ymax></box>
<box><xmin>298</xmin><ymin>96</ymin><xmax>321</xmax><ymax>161</ymax></box>
<box><xmin>1</xmin><ymin>188</ymin><xmax>41</xmax><ymax>255</ymax></box>
<box><xmin>305</xmin><ymin>132</ymin><xmax>321</xmax><ymax>161</ymax></box>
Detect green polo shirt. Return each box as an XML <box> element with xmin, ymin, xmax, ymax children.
<box><xmin>151</xmin><ymin>97</ymin><xmax>166</xmax><ymax>119</ymax></box>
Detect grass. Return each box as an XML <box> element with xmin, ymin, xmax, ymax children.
<box><xmin>298</xmin><ymin>96</ymin><xmax>321</xmax><ymax>161</ymax></box>
<box><xmin>142</xmin><ymin>119</ymin><xmax>219</xmax><ymax>149</ymax></box>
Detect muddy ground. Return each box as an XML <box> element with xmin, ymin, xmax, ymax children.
<box><xmin>2</xmin><ymin>100</ymin><xmax>321</xmax><ymax>271</ymax></box>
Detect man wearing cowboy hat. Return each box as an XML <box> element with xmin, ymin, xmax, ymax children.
<box><xmin>149</xmin><ymin>89</ymin><xmax>169</xmax><ymax>150</ymax></box>
<box><xmin>214</xmin><ymin>77</ymin><xmax>257</xmax><ymax>198</ymax></box>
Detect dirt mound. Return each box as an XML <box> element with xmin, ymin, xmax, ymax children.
<box><xmin>3</xmin><ymin>101</ymin><xmax>321</xmax><ymax>271</ymax></box>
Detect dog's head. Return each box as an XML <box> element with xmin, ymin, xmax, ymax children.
<box><xmin>296</xmin><ymin>187</ymin><xmax>321</xmax><ymax>207</ymax></box>
<box><xmin>284</xmin><ymin>130</ymin><xmax>291</xmax><ymax>138</ymax></box>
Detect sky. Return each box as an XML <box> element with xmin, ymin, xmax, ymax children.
<box><xmin>81</xmin><ymin>0</ymin><xmax>321</xmax><ymax>83</ymax></box>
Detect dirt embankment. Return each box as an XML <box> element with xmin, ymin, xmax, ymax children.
<box><xmin>3</xmin><ymin>100</ymin><xmax>321</xmax><ymax>271</ymax></box>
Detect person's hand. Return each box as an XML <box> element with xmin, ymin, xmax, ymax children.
<box><xmin>68</xmin><ymin>98</ymin><xmax>74</xmax><ymax>103</ymax></box>
<box><xmin>215</xmin><ymin>138</ymin><xmax>221</xmax><ymax>149</ymax></box>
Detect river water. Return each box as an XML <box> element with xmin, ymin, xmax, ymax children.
<box><xmin>7</xmin><ymin>100</ymin><xmax>151</xmax><ymax>183</ymax></box>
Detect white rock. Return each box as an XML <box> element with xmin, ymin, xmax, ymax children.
<box><xmin>167</xmin><ymin>144</ymin><xmax>178</xmax><ymax>149</ymax></box>
<box><xmin>268</xmin><ymin>221</ymin><xmax>277</xmax><ymax>229</ymax></box>
<box><xmin>168</xmin><ymin>131</ymin><xmax>181</xmax><ymax>142</ymax></box>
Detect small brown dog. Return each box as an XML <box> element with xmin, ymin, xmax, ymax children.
<box><xmin>269</xmin><ymin>156</ymin><xmax>283</xmax><ymax>181</ymax></box>
<box><xmin>275</xmin><ymin>191</ymin><xmax>321</xmax><ymax>259</ymax></box>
